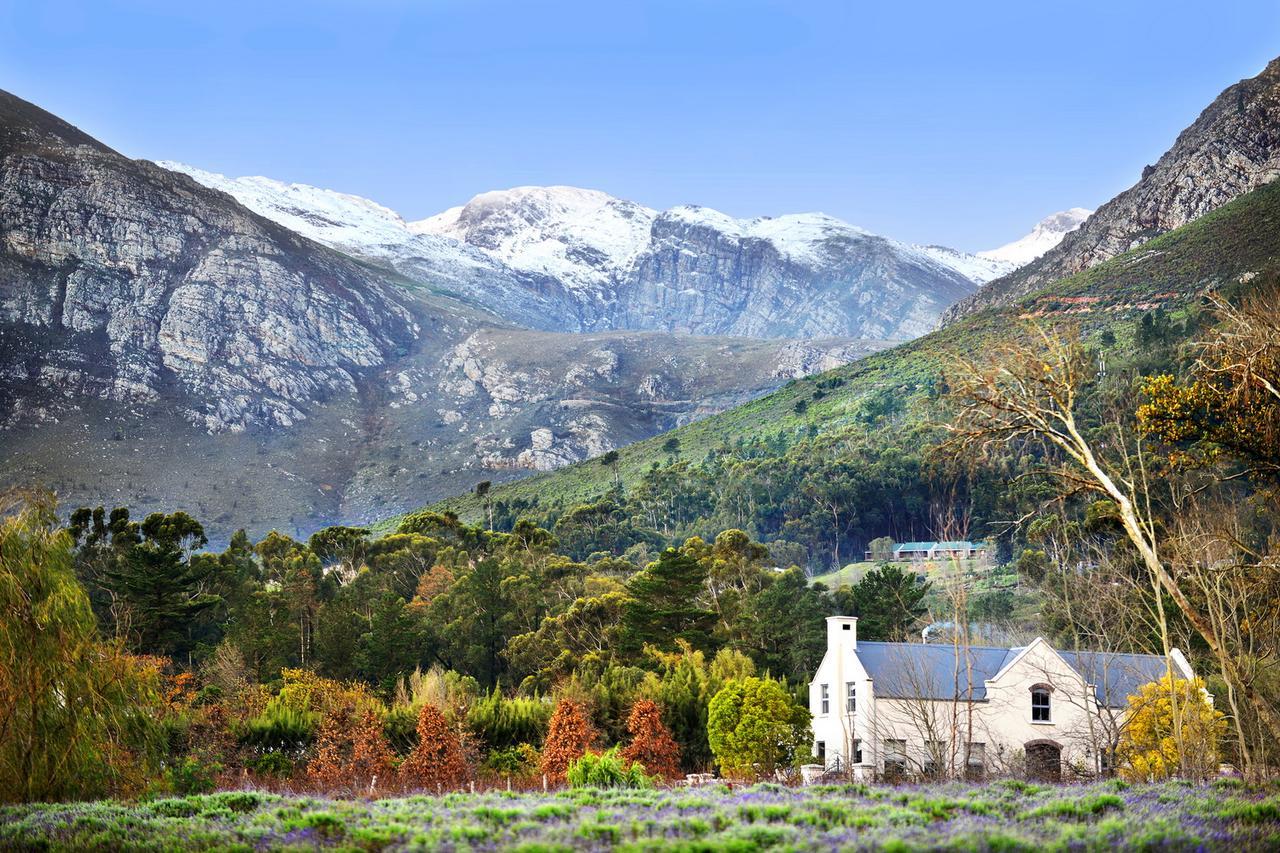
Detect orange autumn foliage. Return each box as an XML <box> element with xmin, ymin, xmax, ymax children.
<box><xmin>620</xmin><ymin>699</ymin><xmax>681</xmax><ymax>780</ymax></box>
<box><xmin>411</xmin><ymin>565</ymin><xmax>455</xmax><ymax>608</ymax></box>
<box><xmin>307</xmin><ymin>708</ymin><xmax>393</xmax><ymax>793</ymax></box>
<box><xmin>539</xmin><ymin>698</ymin><xmax>597</xmax><ymax>785</ymax></box>
<box><xmin>399</xmin><ymin>703</ymin><xmax>468</xmax><ymax>790</ymax></box>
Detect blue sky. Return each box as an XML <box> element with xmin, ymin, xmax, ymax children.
<box><xmin>1</xmin><ymin>1</ymin><xmax>1276</xmax><ymax>250</ymax></box>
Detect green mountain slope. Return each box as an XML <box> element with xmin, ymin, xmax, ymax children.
<box><xmin>403</xmin><ymin>178</ymin><xmax>1280</xmax><ymax>529</ymax></box>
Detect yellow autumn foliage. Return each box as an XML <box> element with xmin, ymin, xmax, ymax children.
<box><xmin>1117</xmin><ymin>674</ymin><xmax>1226</xmax><ymax>781</ymax></box>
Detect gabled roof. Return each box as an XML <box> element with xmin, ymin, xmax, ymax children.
<box><xmin>855</xmin><ymin>642</ymin><xmax>1014</xmax><ymax>700</ymax></box>
<box><xmin>894</xmin><ymin>541</ymin><xmax>937</xmax><ymax>552</ymax></box>
<box><xmin>1060</xmin><ymin>650</ymin><xmax>1187</xmax><ymax>707</ymax></box>
<box><xmin>854</xmin><ymin>640</ymin><xmax>1185</xmax><ymax>706</ymax></box>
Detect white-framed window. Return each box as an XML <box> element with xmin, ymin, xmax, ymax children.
<box><xmin>851</xmin><ymin>738</ymin><xmax>863</xmax><ymax>764</ymax></box>
<box><xmin>884</xmin><ymin>738</ymin><xmax>908</xmax><ymax>774</ymax></box>
<box><xmin>820</xmin><ymin>683</ymin><xmax>829</xmax><ymax>714</ymax></box>
<box><xmin>846</xmin><ymin>682</ymin><xmax>856</xmax><ymax>713</ymax></box>
<box><xmin>815</xmin><ymin>740</ymin><xmax>826</xmax><ymax>763</ymax></box>
<box><xmin>1031</xmin><ymin>684</ymin><xmax>1052</xmax><ymax>722</ymax></box>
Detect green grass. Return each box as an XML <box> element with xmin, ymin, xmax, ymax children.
<box><xmin>811</xmin><ymin>558</ymin><xmax>992</xmax><ymax>589</ymax></box>
<box><xmin>4</xmin><ymin>781</ymin><xmax>1277</xmax><ymax>851</ymax></box>
<box><xmin>397</xmin><ymin>178</ymin><xmax>1280</xmax><ymax>529</ymax></box>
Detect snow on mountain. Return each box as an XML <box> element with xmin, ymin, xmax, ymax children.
<box><xmin>156</xmin><ymin>162</ymin><xmax>586</xmax><ymax>330</ymax></box>
<box><xmin>909</xmin><ymin>245</ymin><xmax>1015</xmax><ymax>284</ymax></box>
<box><xmin>410</xmin><ymin>186</ymin><xmax>656</xmax><ymax>298</ymax></box>
<box><xmin>158</xmin><ymin>163</ymin><xmax>1002</xmax><ymax>339</ymax></box>
<box><xmin>658</xmin><ymin>205</ymin><xmax>1009</xmax><ymax>284</ymax></box>
<box><xmin>661</xmin><ymin>206</ymin><xmax>870</xmax><ymax>269</ymax></box>
<box><xmin>978</xmin><ymin>208</ymin><xmax>1093</xmax><ymax>267</ymax></box>
<box><xmin>157</xmin><ymin>161</ymin><xmax>424</xmax><ymax>259</ymax></box>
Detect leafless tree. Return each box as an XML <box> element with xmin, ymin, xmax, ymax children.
<box><xmin>943</xmin><ymin>323</ymin><xmax>1280</xmax><ymax>751</ymax></box>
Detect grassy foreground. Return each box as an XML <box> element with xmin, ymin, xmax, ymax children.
<box><xmin>2</xmin><ymin>780</ymin><xmax>1278</xmax><ymax>851</ymax></box>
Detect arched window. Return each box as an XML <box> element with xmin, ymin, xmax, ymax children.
<box><xmin>1030</xmin><ymin>684</ymin><xmax>1052</xmax><ymax>722</ymax></box>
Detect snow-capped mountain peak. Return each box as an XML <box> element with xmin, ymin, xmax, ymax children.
<box><xmin>157</xmin><ymin>161</ymin><xmax>417</xmax><ymax>256</ymax></box>
<box><xmin>912</xmin><ymin>244</ymin><xmax>1016</xmax><ymax>284</ymax></box>
<box><xmin>157</xmin><ymin>164</ymin><xmax>1009</xmax><ymax>339</ymax></box>
<box><xmin>978</xmin><ymin>207</ymin><xmax>1092</xmax><ymax>267</ymax></box>
<box><xmin>411</xmin><ymin>185</ymin><xmax>657</xmax><ymax>295</ymax></box>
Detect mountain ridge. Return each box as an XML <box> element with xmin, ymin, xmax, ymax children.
<box><xmin>977</xmin><ymin>208</ymin><xmax>1092</xmax><ymax>267</ymax></box>
<box><xmin>0</xmin><ymin>89</ymin><xmax>896</xmax><ymax>537</ymax></box>
<box><xmin>945</xmin><ymin>57</ymin><xmax>1280</xmax><ymax>322</ymax></box>
<box><xmin>415</xmin><ymin>174</ymin><xmax>1280</xmax><ymax>529</ymax></box>
<box><xmin>161</xmin><ymin>164</ymin><xmax>1010</xmax><ymax>341</ymax></box>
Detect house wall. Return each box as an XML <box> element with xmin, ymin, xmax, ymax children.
<box><xmin>978</xmin><ymin>642</ymin><xmax>1104</xmax><ymax>772</ymax></box>
<box><xmin>809</xmin><ymin>617</ymin><xmax>872</xmax><ymax>773</ymax></box>
<box><xmin>809</xmin><ymin>632</ymin><xmax>1144</xmax><ymax>779</ymax></box>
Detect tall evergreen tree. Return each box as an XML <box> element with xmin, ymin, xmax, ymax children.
<box><xmin>840</xmin><ymin>563</ymin><xmax>930</xmax><ymax>640</ymax></box>
<box><xmin>100</xmin><ymin>512</ymin><xmax>219</xmax><ymax>661</ymax></box>
<box><xmin>746</xmin><ymin>568</ymin><xmax>830</xmax><ymax>683</ymax></box>
<box><xmin>622</xmin><ymin>548</ymin><xmax>716</xmax><ymax>654</ymax></box>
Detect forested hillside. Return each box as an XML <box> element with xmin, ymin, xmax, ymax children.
<box><xmin>416</xmin><ymin>178</ymin><xmax>1280</xmax><ymax>571</ymax></box>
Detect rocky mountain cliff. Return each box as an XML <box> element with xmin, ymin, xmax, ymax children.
<box><xmin>610</xmin><ymin>206</ymin><xmax>1001</xmax><ymax>339</ymax></box>
<box><xmin>156</xmin><ymin>163</ymin><xmax>586</xmax><ymax>331</ymax></box>
<box><xmin>945</xmin><ymin>57</ymin><xmax>1280</xmax><ymax>322</ymax></box>
<box><xmin>0</xmin><ymin>91</ymin><xmax>419</xmax><ymax>434</ymax></box>
<box><xmin>419</xmin><ymin>187</ymin><xmax>1008</xmax><ymax>339</ymax></box>
<box><xmin>0</xmin><ymin>90</ymin><xmax>892</xmax><ymax>537</ymax></box>
<box><xmin>167</xmin><ymin>166</ymin><xmax>1008</xmax><ymax>340</ymax></box>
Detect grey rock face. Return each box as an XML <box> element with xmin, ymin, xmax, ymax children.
<box><xmin>166</xmin><ymin>168</ymin><xmax>998</xmax><ymax>343</ymax></box>
<box><xmin>614</xmin><ymin>209</ymin><xmax>976</xmax><ymax>340</ymax></box>
<box><xmin>412</xmin><ymin>188</ymin><xmax>990</xmax><ymax>339</ymax></box>
<box><xmin>420</xmin><ymin>328</ymin><xmax>888</xmax><ymax>475</ymax></box>
<box><xmin>0</xmin><ymin>91</ymin><xmax>417</xmax><ymax>432</ymax></box>
<box><xmin>944</xmin><ymin>57</ymin><xmax>1280</xmax><ymax>322</ymax></box>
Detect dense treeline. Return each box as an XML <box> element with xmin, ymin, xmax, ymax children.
<box><xmin>1</xmin><ymin>485</ymin><xmax>934</xmax><ymax>801</ymax></box>
<box><xmin>64</xmin><ymin>507</ymin><xmax>931</xmax><ymax>692</ymax></box>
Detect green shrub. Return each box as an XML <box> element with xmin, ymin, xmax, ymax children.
<box><xmin>208</xmin><ymin>792</ymin><xmax>264</xmax><ymax>813</ymax></box>
<box><xmin>384</xmin><ymin>705</ymin><xmax>420</xmax><ymax>753</ymax></box>
<box><xmin>146</xmin><ymin>797</ymin><xmax>199</xmax><ymax>818</ymax></box>
<box><xmin>245</xmin><ymin>751</ymin><xmax>294</xmax><ymax>777</ymax></box>
<box><xmin>468</xmin><ymin>690</ymin><xmax>552</xmax><ymax>750</ymax></box>
<box><xmin>239</xmin><ymin>700</ymin><xmax>317</xmax><ymax>751</ymax></box>
<box><xmin>167</xmin><ymin>756</ymin><xmax>221</xmax><ymax>795</ymax></box>
<box><xmin>299</xmin><ymin>812</ymin><xmax>345</xmax><ymax>839</ymax></box>
<box><xmin>566</xmin><ymin>747</ymin><xmax>653</xmax><ymax>789</ymax></box>
<box><xmin>1218</xmin><ymin>795</ymin><xmax>1280</xmax><ymax>824</ymax></box>
<box><xmin>1027</xmin><ymin>793</ymin><xmax>1124</xmax><ymax>820</ymax></box>
<box><xmin>485</xmin><ymin>743</ymin><xmax>541</xmax><ymax>777</ymax></box>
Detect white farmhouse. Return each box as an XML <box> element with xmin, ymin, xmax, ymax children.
<box><xmin>807</xmin><ymin>616</ymin><xmax>1196</xmax><ymax>781</ymax></box>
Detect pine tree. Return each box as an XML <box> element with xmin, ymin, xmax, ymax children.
<box><xmin>306</xmin><ymin>707</ymin><xmax>352</xmax><ymax>790</ymax></box>
<box><xmin>622</xmin><ymin>548</ymin><xmax>716</xmax><ymax>654</ymax></box>
<box><xmin>400</xmin><ymin>703</ymin><xmax>467</xmax><ymax>791</ymax></box>
<box><xmin>350</xmin><ymin>710</ymin><xmax>395</xmax><ymax>792</ymax></box>
<box><xmin>305</xmin><ymin>699</ymin><xmax>393</xmax><ymax>792</ymax></box>
<box><xmin>99</xmin><ymin>512</ymin><xmax>219</xmax><ymax>660</ymax></box>
<box><xmin>845</xmin><ymin>563</ymin><xmax>929</xmax><ymax>640</ymax></box>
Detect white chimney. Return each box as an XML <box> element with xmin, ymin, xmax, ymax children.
<box><xmin>827</xmin><ymin>616</ymin><xmax>857</xmax><ymax>651</ymax></box>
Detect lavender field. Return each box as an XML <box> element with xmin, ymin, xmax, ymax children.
<box><xmin>2</xmin><ymin>779</ymin><xmax>1278</xmax><ymax>851</ymax></box>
